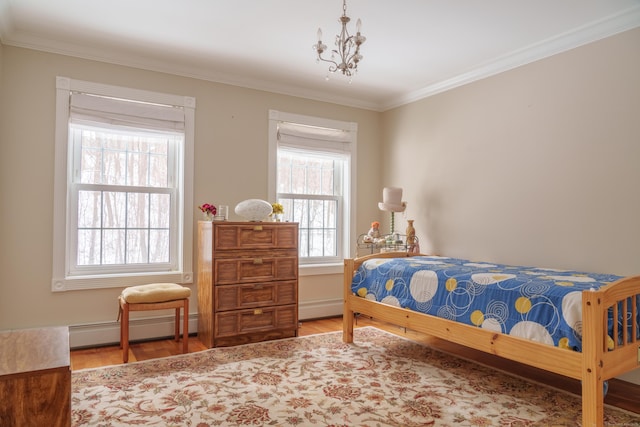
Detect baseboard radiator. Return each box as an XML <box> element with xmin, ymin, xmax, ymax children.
<box><xmin>69</xmin><ymin>298</ymin><xmax>343</xmax><ymax>349</ymax></box>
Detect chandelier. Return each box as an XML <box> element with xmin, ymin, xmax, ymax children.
<box><xmin>313</xmin><ymin>0</ymin><xmax>366</xmax><ymax>77</ymax></box>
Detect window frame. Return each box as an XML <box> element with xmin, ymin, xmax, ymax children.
<box><xmin>268</xmin><ymin>110</ymin><xmax>357</xmax><ymax>274</ymax></box>
<box><xmin>52</xmin><ymin>77</ymin><xmax>195</xmax><ymax>291</ymax></box>
<box><xmin>68</xmin><ymin>125</ymin><xmax>180</xmax><ymax>275</ymax></box>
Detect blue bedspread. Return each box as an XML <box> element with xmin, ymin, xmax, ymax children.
<box><xmin>351</xmin><ymin>256</ymin><xmax>627</xmax><ymax>352</ymax></box>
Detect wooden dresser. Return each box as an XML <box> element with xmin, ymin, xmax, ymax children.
<box><xmin>0</xmin><ymin>327</ymin><xmax>71</xmax><ymax>426</ymax></box>
<box><xmin>197</xmin><ymin>221</ymin><xmax>299</xmax><ymax>348</ymax></box>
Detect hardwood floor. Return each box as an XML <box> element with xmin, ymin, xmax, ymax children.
<box><xmin>70</xmin><ymin>315</ymin><xmax>640</xmax><ymax>415</ymax></box>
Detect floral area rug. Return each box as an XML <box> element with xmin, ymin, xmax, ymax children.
<box><xmin>72</xmin><ymin>326</ymin><xmax>640</xmax><ymax>426</ymax></box>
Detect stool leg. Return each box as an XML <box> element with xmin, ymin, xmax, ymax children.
<box><xmin>182</xmin><ymin>298</ymin><xmax>189</xmax><ymax>354</ymax></box>
<box><xmin>174</xmin><ymin>307</ymin><xmax>180</xmax><ymax>342</ymax></box>
<box><xmin>122</xmin><ymin>303</ymin><xmax>130</xmax><ymax>363</ymax></box>
<box><xmin>118</xmin><ymin>303</ymin><xmax>123</xmax><ymax>349</ymax></box>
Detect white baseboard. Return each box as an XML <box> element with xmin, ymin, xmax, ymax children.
<box><xmin>69</xmin><ymin>314</ymin><xmax>198</xmax><ymax>349</ymax></box>
<box><xmin>69</xmin><ymin>298</ymin><xmax>343</xmax><ymax>349</ymax></box>
<box><xmin>298</xmin><ymin>298</ymin><xmax>343</xmax><ymax>320</ymax></box>
<box><xmin>617</xmin><ymin>369</ymin><xmax>640</xmax><ymax>385</ymax></box>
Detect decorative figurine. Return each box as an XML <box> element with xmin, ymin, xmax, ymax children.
<box><xmin>363</xmin><ymin>221</ymin><xmax>381</xmax><ymax>243</ymax></box>
<box><xmin>368</xmin><ymin>221</ymin><xmax>381</xmax><ymax>239</ymax></box>
<box><xmin>406</xmin><ymin>219</ymin><xmax>420</xmax><ymax>253</ymax></box>
<box><xmin>406</xmin><ymin>219</ymin><xmax>415</xmax><ymax>244</ymax></box>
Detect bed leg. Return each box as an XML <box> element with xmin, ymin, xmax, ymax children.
<box><xmin>581</xmin><ymin>377</ymin><xmax>604</xmax><ymax>427</ymax></box>
<box><xmin>343</xmin><ymin>307</ymin><xmax>354</xmax><ymax>343</ymax></box>
<box><xmin>343</xmin><ymin>258</ymin><xmax>355</xmax><ymax>343</ymax></box>
<box><xmin>581</xmin><ymin>290</ymin><xmax>605</xmax><ymax>427</ymax></box>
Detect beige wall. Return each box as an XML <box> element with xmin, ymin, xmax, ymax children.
<box><xmin>0</xmin><ymin>46</ymin><xmax>382</xmax><ymax>331</ymax></box>
<box><xmin>381</xmin><ymin>27</ymin><xmax>640</xmax><ymax>276</ymax></box>
<box><xmin>381</xmin><ymin>28</ymin><xmax>640</xmax><ymax>383</ymax></box>
<box><xmin>0</xmin><ymin>40</ymin><xmax>4</xmax><ymax>95</ymax></box>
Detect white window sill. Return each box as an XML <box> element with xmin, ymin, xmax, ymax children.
<box><xmin>52</xmin><ymin>271</ymin><xmax>193</xmax><ymax>292</ymax></box>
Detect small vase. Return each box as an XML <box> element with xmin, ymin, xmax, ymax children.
<box><xmin>202</xmin><ymin>212</ymin><xmax>214</xmax><ymax>221</ymax></box>
<box><xmin>406</xmin><ymin>220</ymin><xmax>416</xmax><ymax>245</ymax></box>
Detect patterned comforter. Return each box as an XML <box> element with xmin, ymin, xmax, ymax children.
<box><xmin>351</xmin><ymin>256</ymin><xmax>629</xmax><ymax>352</ymax></box>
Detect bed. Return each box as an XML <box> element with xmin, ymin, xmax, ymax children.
<box><xmin>343</xmin><ymin>251</ymin><xmax>640</xmax><ymax>427</ymax></box>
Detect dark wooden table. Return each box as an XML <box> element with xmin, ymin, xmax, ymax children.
<box><xmin>0</xmin><ymin>326</ymin><xmax>71</xmax><ymax>426</ymax></box>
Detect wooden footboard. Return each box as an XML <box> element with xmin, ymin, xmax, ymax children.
<box><xmin>582</xmin><ymin>275</ymin><xmax>640</xmax><ymax>425</ymax></box>
<box><xmin>343</xmin><ymin>252</ymin><xmax>640</xmax><ymax>427</ymax></box>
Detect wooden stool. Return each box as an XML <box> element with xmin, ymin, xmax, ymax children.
<box><xmin>118</xmin><ymin>283</ymin><xmax>191</xmax><ymax>363</ymax></box>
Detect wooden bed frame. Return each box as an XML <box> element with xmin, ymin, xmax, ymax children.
<box><xmin>343</xmin><ymin>252</ymin><xmax>640</xmax><ymax>427</ymax></box>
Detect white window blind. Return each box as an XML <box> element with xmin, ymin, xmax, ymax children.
<box><xmin>69</xmin><ymin>92</ymin><xmax>185</xmax><ymax>132</ymax></box>
<box><xmin>277</xmin><ymin>121</ymin><xmax>351</xmax><ymax>153</ymax></box>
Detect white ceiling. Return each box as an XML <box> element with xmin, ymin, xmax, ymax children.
<box><xmin>1</xmin><ymin>0</ymin><xmax>639</xmax><ymax>111</ymax></box>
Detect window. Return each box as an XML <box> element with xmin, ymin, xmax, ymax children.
<box><xmin>52</xmin><ymin>77</ymin><xmax>195</xmax><ymax>291</ymax></box>
<box><xmin>268</xmin><ymin>110</ymin><xmax>357</xmax><ymax>269</ymax></box>
<box><xmin>70</xmin><ymin>125</ymin><xmax>177</xmax><ymax>271</ymax></box>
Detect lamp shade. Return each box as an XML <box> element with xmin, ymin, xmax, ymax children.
<box><xmin>378</xmin><ymin>187</ymin><xmax>406</xmax><ymax>212</ymax></box>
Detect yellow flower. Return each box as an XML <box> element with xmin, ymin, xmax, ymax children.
<box><xmin>271</xmin><ymin>202</ymin><xmax>284</xmax><ymax>215</ymax></box>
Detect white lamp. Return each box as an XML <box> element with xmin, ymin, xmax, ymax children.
<box><xmin>378</xmin><ymin>187</ymin><xmax>406</xmax><ymax>235</ymax></box>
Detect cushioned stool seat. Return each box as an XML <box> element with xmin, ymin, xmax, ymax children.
<box><xmin>121</xmin><ymin>283</ymin><xmax>191</xmax><ymax>304</ymax></box>
<box><xmin>118</xmin><ymin>283</ymin><xmax>191</xmax><ymax>363</ymax></box>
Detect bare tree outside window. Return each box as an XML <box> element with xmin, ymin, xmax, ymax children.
<box><xmin>277</xmin><ymin>150</ymin><xmax>342</xmax><ymax>260</ymax></box>
<box><xmin>73</xmin><ymin>127</ymin><xmax>177</xmax><ymax>268</ymax></box>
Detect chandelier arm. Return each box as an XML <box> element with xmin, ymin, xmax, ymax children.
<box><xmin>332</xmin><ymin>11</ymin><xmax>353</xmax><ymax>73</ymax></box>
<box><xmin>344</xmin><ymin>43</ymin><xmax>362</xmax><ymax>67</ymax></box>
<box><xmin>317</xmin><ymin>56</ymin><xmax>341</xmax><ymax>73</ymax></box>
<box><xmin>342</xmin><ymin>36</ymin><xmax>356</xmax><ymax>59</ymax></box>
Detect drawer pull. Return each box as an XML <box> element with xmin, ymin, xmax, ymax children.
<box><xmin>253</xmin><ymin>258</ymin><xmax>263</xmax><ymax>265</ymax></box>
<box><xmin>253</xmin><ymin>225</ymin><xmax>263</xmax><ymax>231</ymax></box>
<box><xmin>253</xmin><ymin>309</ymin><xmax>263</xmax><ymax>315</ymax></box>
<box><xmin>254</xmin><ymin>284</ymin><xmax>264</xmax><ymax>290</ymax></box>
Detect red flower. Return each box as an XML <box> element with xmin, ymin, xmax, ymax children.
<box><xmin>198</xmin><ymin>203</ymin><xmax>217</xmax><ymax>215</ymax></box>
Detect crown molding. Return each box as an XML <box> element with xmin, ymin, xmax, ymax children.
<box><xmin>382</xmin><ymin>5</ymin><xmax>640</xmax><ymax>111</ymax></box>
<box><xmin>2</xmin><ymin>33</ymin><xmax>382</xmax><ymax>112</ymax></box>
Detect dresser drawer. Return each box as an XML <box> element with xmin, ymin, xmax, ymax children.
<box><xmin>214</xmin><ymin>304</ymin><xmax>298</xmax><ymax>337</ymax></box>
<box><xmin>215</xmin><ymin>281</ymin><xmax>297</xmax><ymax>311</ymax></box>
<box><xmin>214</xmin><ymin>223</ymin><xmax>298</xmax><ymax>250</ymax></box>
<box><xmin>214</xmin><ymin>256</ymin><xmax>297</xmax><ymax>284</ymax></box>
